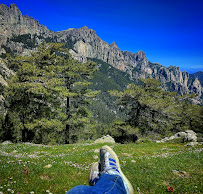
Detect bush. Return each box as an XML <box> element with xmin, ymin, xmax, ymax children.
<box><xmin>105</xmin><ymin>121</ymin><xmax>138</xmax><ymax>144</ymax></box>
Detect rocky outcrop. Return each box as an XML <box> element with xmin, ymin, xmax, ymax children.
<box><xmin>0</xmin><ymin>4</ymin><xmax>52</xmax><ymax>44</ymax></box>
<box><xmin>57</xmin><ymin>27</ymin><xmax>149</xmax><ymax>76</ymax></box>
<box><xmin>94</xmin><ymin>135</ymin><xmax>115</xmax><ymax>143</ymax></box>
<box><xmin>57</xmin><ymin>26</ymin><xmax>202</xmax><ymax>99</ymax></box>
<box><xmin>156</xmin><ymin>130</ymin><xmax>197</xmax><ymax>143</ymax></box>
<box><xmin>0</xmin><ymin>4</ymin><xmax>54</xmax><ymax>56</ymax></box>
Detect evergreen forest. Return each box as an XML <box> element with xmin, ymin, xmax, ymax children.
<box><xmin>0</xmin><ymin>43</ymin><xmax>202</xmax><ymax>144</ymax></box>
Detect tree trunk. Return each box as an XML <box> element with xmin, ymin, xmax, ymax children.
<box><xmin>65</xmin><ymin>96</ymin><xmax>71</xmax><ymax>144</ymax></box>
<box><xmin>21</xmin><ymin>115</ymin><xmax>28</xmax><ymax>142</ymax></box>
<box><xmin>135</xmin><ymin>102</ymin><xmax>141</xmax><ymax>127</ymax></box>
<box><xmin>22</xmin><ymin>127</ymin><xmax>28</xmax><ymax>142</ymax></box>
<box><xmin>65</xmin><ymin>77</ymin><xmax>71</xmax><ymax>144</ymax></box>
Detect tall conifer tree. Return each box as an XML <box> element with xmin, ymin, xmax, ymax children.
<box><xmin>4</xmin><ymin>43</ymin><xmax>99</xmax><ymax>143</ymax></box>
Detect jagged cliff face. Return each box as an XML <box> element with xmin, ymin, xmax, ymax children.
<box><xmin>0</xmin><ymin>4</ymin><xmax>52</xmax><ymax>44</ymax></box>
<box><xmin>57</xmin><ymin>27</ymin><xmax>202</xmax><ymax>98</ymax></box>
<box><xmin>57</xmin><ymin>27</ymin><xmax>149</xmax><ymax>76</ymax></box>
<box><xmin>0</xmin><ymin>3</ymin><xmax>202</xmax><ymax>100</ymax></box>
<box><xmin>0</xmin><ymin>4</ymin><xmax>54</xmax><ymax>56</ymax></box>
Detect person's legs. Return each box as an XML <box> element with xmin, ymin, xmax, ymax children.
<box><xmin>67</xmin><ymin>173</ymin><xmax>126</xmax><ymax>194</ymax></box>
<box><xmin>67</xmin><ymin>145</ymin><xmax>134</xmax><ymax>194</ymax></box>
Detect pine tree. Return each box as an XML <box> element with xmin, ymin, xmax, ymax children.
<box><xmin>110</xmin><ymin>78</ymin><xmax>203</xmax><ymax>136</ymax></box>
<box><xmin>4</xmin><ymin>43</ymin><xmax>99</xmax><ymax>143</ymax></box>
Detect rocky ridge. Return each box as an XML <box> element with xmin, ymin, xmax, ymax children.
<box><xmin>57</xmin><ymin>27</ymin><xmax>202</xmax><ymax>99</ymax></box>
<box><xmin>0</xmin><ymin>3</ymin><xmax>202</xmax><ymax>101</ymax></box>
<box><xmin>0</xmin><ymin>4</ymin><xmax>52</xmax><ymax>44</ymax></box>
<box><xmin>0</xmin><ymin>4</ymin><xmax>54</xmax><ymax>56</ymax></box>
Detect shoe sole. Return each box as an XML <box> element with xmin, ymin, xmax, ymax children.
<box><xmin>101</xmin><ymin>145</ymin><xmax>134</xmax><ymax>194</ymax></box>
<box><xmin>89</xmin><ymin>162</ymin><xmax>99</xmax><ymax>186</ymax></box>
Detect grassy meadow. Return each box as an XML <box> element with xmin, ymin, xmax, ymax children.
<box><xmin>0</xmin><ymin>142</ymin><xmax>202</xmax><ymax>193</ymax></box>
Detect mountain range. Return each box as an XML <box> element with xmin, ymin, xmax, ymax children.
<box><xmin>0</xmin><ymin>3</ymin><xmax>202</xmax><ymax>110</ymax></box>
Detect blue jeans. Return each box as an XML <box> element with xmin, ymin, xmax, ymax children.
<box><xmin>67</xmin><ymin>174</ymin><xmax>127</xmax><ymax>194</ymax></box>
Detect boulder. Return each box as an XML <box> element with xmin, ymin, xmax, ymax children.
<box><xmin>186</xmin><ymin>142</ymin><xmax>199</xmax><ymax>146</ymax></box>
<box><xmin>156</xmin><ymin>130</ymin><xmax>197</xmax><ymax>143</ymax></box>
<box><xmin>94</xmin><ymin>135</ymin><xmax>115</xmax><ymax>144</ymax></box>
<box><xmin>183</xmin><ymin>130</ymin><xmax>197</xmax><ymax>142</ymax></box>
<box><xmin>174</xmin><ymin>132</ymin><xmax>187</xmax><ymax>138</ymax></box>
<box><xmin>2</xmin><ymin>140</ymin><xmax>13</xmax><ymax>144</ymax></box>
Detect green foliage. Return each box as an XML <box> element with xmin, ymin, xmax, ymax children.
<box><xmin>87</xmin><ymin>58</ymin><xmax>133</xmax><ymax>124</ymax></box>
<box><xmin>88</xmin><ymin>58</ymin><xmax>132</xmax><ymax>91</ymax></box>
<box><xmin>104</xmin><ymin>120</ymin><xmax>138</xmax><ymax>143</ymax></box>
<box><xmin>3</xmin><ymin>43</ymin><xmax>99</xmax><ymax>144</ymax></box>
<box><xmin>110</xmin><ymin>78</ymin><xmax>203</xmax><ymax>136</ymax></box>
<box><xmin>10</xmin><ymin>34</ymin><xmax>37</xmax><ymax>48</ymax></box>
<box><xmin>89</xmin><ymin>97</ymin><xmax>118</xmax><ymax>124</ymax></box>
<box><xmin>0</xmin><ymin>114</ymin><xmax>4</xmax><ymax>141</ymax></box>
<box><xmin>0</xmin><ymin>45</ymin><xmax>16</xmax><ymax>58</ymax></box>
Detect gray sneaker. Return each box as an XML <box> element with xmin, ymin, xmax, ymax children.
<box><xmin>100</xmin><ymin>145</ymin><xmax>134</xmax><ymax>194</ymax></box>
<box><xmin>88</xmin><ymin>162</ymin><xmax>100</xmax><ymax>186</ymax></box>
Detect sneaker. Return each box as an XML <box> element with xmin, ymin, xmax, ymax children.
<box><xmin>88</xmin><ymin>162</ymin><xmax>100</xmax><ymax>186</ymax></box>
<box><xmin>100</xmin><ymin>145</ymin><xmax>134</xmax><ymax>194</ymax></box>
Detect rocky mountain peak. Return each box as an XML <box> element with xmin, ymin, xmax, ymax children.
<box><xmin>110</xmin><ymin>41</ymin><xmax>118</xmax><ymax>48</ymax></box>
<box><xmin>9</xmin><ymin>3</ymin><xmax>19</xmax><ymax>12</ymax></box>
<box><xmin>0</xmin><ymin>3</ymin><xmax>52</xmax><ymax>45</ymax></box>
<box><xmin>137</xmin><ymin>50</ymin><xmax>144</xmax><ymax>58</ymax></box>
<box><xmin>0</xmin><ymin>3</ymin><xmax>18</xmax><ymax>13</ymax></box>
<box><xmin>81</xmin><ymin>26</ymin><xmax>90</xmax><ymax>30</ymax></box>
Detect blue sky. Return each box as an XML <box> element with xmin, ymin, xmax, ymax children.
<box><xmin>1</xmin><ymin>0</ymin><xmax>203</xmax><ymax>73</ymax></box>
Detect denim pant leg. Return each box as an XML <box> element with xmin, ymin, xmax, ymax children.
<box><xmin>67</xmin><ymin>174</ymin><xmax>127</xmax><ymax>194</ymax></box>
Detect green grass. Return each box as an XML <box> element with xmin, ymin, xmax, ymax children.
<box><xmin>0</xmin><ymin>142</ymin><xmax>202</xmax><ymax>193</ymax></box>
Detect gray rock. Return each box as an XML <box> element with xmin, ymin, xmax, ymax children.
<box><xmin>57</xmin><ymin>26</ymin><xmax>202</xmax><ymax>99</ymax></box>
<box><xmin>94</xmin><ymin>135</ymin><xmax>115</xmax><ymax>144</ymax></box>
<box><xmin>156</xmin><ymin>130</ymin><xmax>197</xmax><ymax>143</ymax></box>
<box><xmin>175</xmin><ymin>132</ymin><xmax>187</xmax><ymax>138</ymax></box>
<box><xmin>183</xmin><ymin>130</ymin><xmax>197</xmax><ymax>142</ymax></box>
<box><xmin>0</xmin><ymin>4</ymin><xmax>52</xmax><ymax>45</ymax></box>
<box><xmin>186</xmin><ymin>142</ymin><xmax>199</xmax><ymax>146</ymax></box>
<box><xmin>2</xmin><ymin>140</ymin><xmax>13</xmax><ymax>144</ymax></box>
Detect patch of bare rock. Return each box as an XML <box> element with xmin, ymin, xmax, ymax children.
<box><xmin>156</xmin><ymin>130</ymin><xmax>202</xmax><ymax>146</ymax></box>
<box><xmin>94</xmin><ymin>135</ymin><xmax>115</xmax><ymax>144</ymax></box>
